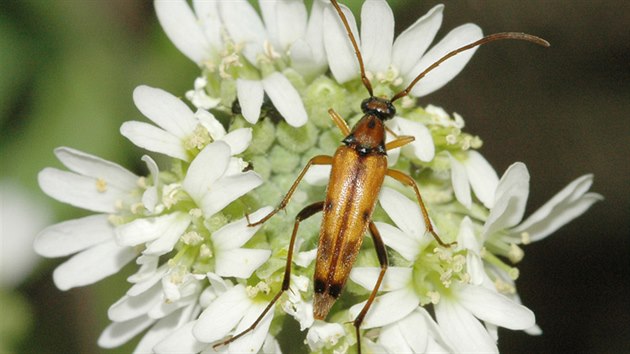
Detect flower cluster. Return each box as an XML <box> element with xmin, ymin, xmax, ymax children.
<box><xmin>35</xmin><ymin>0</ymin><xmax>600</xmax><ymax>353</ymax></box>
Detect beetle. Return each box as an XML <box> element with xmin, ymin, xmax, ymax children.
<box><xmin>217</xmin><ymin>0</ymin><xmax>549</xmax><ymax>352</ymax></box>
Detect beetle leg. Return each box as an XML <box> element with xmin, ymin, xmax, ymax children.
<box><xmin>248</xmin><ymin>156</ymin><xmax>332</xmax><ymax>227</ymax></box>
<box><xmin>327</xmin><ymin>108</ymin><xmax>351</xmax><ymax>136</ymax></box>
<box><xmin>352</xmin><ymin>222</ymin><xmax>388</xmax><ymax>354</ymax></box>
<box><xmin>215</xmin><ymin>201</ymin><xmax>325</xmax><ymax>349</ymax></box>
<box><xmin>384</xmin><ymin>135</ymin><xmax>415</xmax><ymax>151</ymax></box>
<box><xmin>386</xmin><ymin>169</ymin><xmax>454</xmax><ymax>247</ymax></box>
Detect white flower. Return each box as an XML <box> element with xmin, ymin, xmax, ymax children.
<box><xmin>121</xmin><ymin>85</ymin><xmax>251</xmax><ymax>161</ymax></box>
<box><xmin>155</xmin><ymin>0</ymin><xmax>328</xmax><ymax>127</ymax></box>
<box><xmin>35</xmin><ymin>147</ymin><xmax>141</xmax><ymax>290</ymax></box>
<box><xmin>100</xmin><ymin>208</ymin><xmax>271</xmax><ymax>353</ymax></box>
<box><xmin>36</xmin><ymin>130</ymin><xmax>267</xmax><ymax>352</ymax></box>
<box><xmin>0</xmin><ymin>180</ymin><xmax>52</xmax><ymax>288</ymax></box>
<box><xmin>483</xmin><ymin>162</ymin><xmax>602</xmax><ymax>261</ymax></box>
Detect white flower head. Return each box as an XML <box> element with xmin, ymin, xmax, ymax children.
<box><xmin>155</xmin><ymin>0</ymin><xmax>329</xmax><ymax>127</ymax></box>
<box><xmin>36</xmin><ymin>125</ymin><xmax>268</xmax><ymax>351</ymax></box>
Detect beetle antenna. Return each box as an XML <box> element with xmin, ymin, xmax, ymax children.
<box><xmin>330</xmin><ymin>0</ymin><xmax>373</xmax><ymax>97</ymax></box>
<box><xmin>390</xmin><ymin>32</ymin><xmax>550</xmax><ymax>103</ymax></box>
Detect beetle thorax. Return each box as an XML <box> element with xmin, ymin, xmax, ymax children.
<box><xmin>343</xmin><ymin>115</ymin><xmax>386</xmax><ymax>155</ymax></box>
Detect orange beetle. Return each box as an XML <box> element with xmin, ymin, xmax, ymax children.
<box><xmin>217</xmin><ymin>1</ymin><xmax>549</xmax><ymax>352</ymax></box>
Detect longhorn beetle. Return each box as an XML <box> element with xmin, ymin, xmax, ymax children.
<box><xmin>218</xmin><ymin>1</ymin><xmax>549</xmax><ymax>352</ymax></box>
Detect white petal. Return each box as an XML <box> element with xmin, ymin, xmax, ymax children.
<box><xmin>196</xmin><ymin>109</ymin><xmax>226</xmax><ymax>139</ymax></box>
<box><xmin>108</xmin><ymin>283</ymin><xmax>163</xmax><ymax>322</ymax></box>
<box><xmin>39</xmin><ymin>168</ymin><xmax>119</xmax><ymax>213</ymax></box>
<box><xmin>55</xmin><ymin>147</ymin><xmax>138</xmax><ymax>188</ymax></box>
<box><xmin>375</xmin><ymin>221</ymin><xmax>421</xmax><ymax>261</ymax></box>
<box><xmin>379</xmin><ymin>187</ymin><xmax>426</xmax><ymax>241</ymax></box>
<box><xmin>192</xmin><ymin>0</ymin><xmax>223</xmax><ymax>51</ymax></box>
<box><xmin>463</xmin><ymin>150</ymin><xmax>499</xmax><ymax>209</ymax></box>
<box><xmin>120</xmin><ymin>121</ymin><xmax>188</xmax><ymax>161</ymax></box>
<box><xmin>457</xmin><ymin>284</ymin><xmax>535</xmax><ymax>330</ymax></box>
<box><xmin>306</xmin><ymin>321</ymin><xmax>346</xmax><ymax>351</ymax></box>
<box><xmin>182</xmin><ymin>141</ymin><xmax>231</xmax><ymax>207</ymax></box>
<box><xmin>98</xmin><ymin>315</ymin><xmax>154</xmax><ymax>348</ymax></box>
<box><xmin>128</xmin><ymin>264</ymin><xmax>169</xmax><ymax>297</ymax></box>
<box><xmin>392</xmin><ymin>4</ymin><xmax>444</xmax><ymax>77</ymax></box>
<box><xmin>378</xmin><ymin>321</ymin><xmax>412</xmax><ymax>353</ymax></box>
<box><xmin>221</xmin><ymin>128</ymin><xmax>252</xmax><ymax>156</ymax></box>
<box><xmin>457</xmin><ymin>217</ymin><xmax>480</xmax><ymax>252</ymax></box>
<box><xmin>220</xmin><ymin>0</ymin><xmax>266</xmax><ymax>64</ymax></box>
<box><xmin>521</xmin><ymin>192</ymin><xmax>602</xmax><ymax>242</ymax></box>
<box><xmin>141</xmin><ymin>155</ymin><xmax>160</xmax><ymax>213</ymax></box>
<box><xmin>410</xmin><ymin>24</ymin><xmax>483</xmax><ymax>97</ymax></box>
<box><xmin>434</xmin><ymin>297</ymin><xmax>498</xmax><ymax>353</ymax></box>
<box><xmin>212</xmin><ymin>207</ymin><xmax>272</xmax><ymax>250</ymax></box>
<box><xmin>134</xmin><ymin>305</ymin><xmax>196</xmax><ymax>354</ymax></box>
<box><xmin>483</xmin><ymin>163</ymin><xmax>530</xmax><ymax>237</ymax></box>
<box><xmin>274</xmin><ymin>0</ymin><xmax>307</xmax><ymax>51</ymax></box>
<box><xmin>390</xmin><ymin>117</ymin><xmax>435</xmax><ymax>162</ymax></box>
<box><xmin>116</xmin><ymin>212</ymin><xmax>191</xmax><ymax>247</ymax></box>
<box><xmin>34</xmin><ymin>214</ymin><xmax>113</xmax><ymax>257</ymax></box>
<box><xmin>349</xmin><ymin>288</ymin><xmax>419</xmax><ymax>329</ymax></box>
<box><xmin>155</xmin><ymin>0</ymin><xmax>212</xmax><ymax>64</ymax></box>
<box><xmin>380</xmin><ymin>310</ymin><xmax>431</xmax><ymax>353</ymax></box>
<box><xmin>229</xmin><ymin>302</ymin><xmax>274</xmax><ymax>354</ymax></box>
<box><xmin>154</xmin><ymin>320</ymin><xmax>208</xmax><ymax>354</ymax></box>
<box><xmin>236</xmin><ymin>79</ymin><xmax>264</xmax><ymax>124</ymax></box>
<box><xmin>215</xmin><ymin>248</ymin><xmax>271</xmax><ymax>279</ymax></box>
<box><xmin>140</xmin><ymin>214</ymin><xmax>192</xmax><ymax>256</ymax></box>
<box><xmin>512</xmin><ymin>174</ymin><xmax>602</xmax><ymax>241</ymax></box>
<box><xmin>324</xmin><ymin>4</ymin><xmax>359</xmax><ymax>83</ymax></box>
<box><xmin>133</xmin><ymin>85</ymin><xmax>198</xmax><ymax>138</ymax></box>
<box><xmin>127</xmin><ymin>255</ymin><xmax>159</xmax><ymax>284</ymax></box>
<box><xmin>262</xmin><ymin>72</ymin><xmax>308</xmax><ymax>127</ymax></box>
<box><xmin>360</xmin><ymin>0</ymin><xmax>393</xmax><ymax>74</ymax></box>
<box><xmin>199</xmin><ymin>171</ymin><xmax>262</xmax><ymax>218</ymax></box>
<box><xmin>449</xmin><ymin>153</ymin><xmax>472</xmax><ymax>209</ymax></box>
<box><xmin>291</xmin><ymin>0</ymin><xmax>327</xmax><ymax>78</ymax></box>
<box><xmin>350</xmin><ymin>266</ymin><xmax>411</xmax><ymax>292</ymax></box>
<box><xmin>53</xmin><ymin>240</ymin><xmax>136</xmax><ymax>290</ymax></box>
<box><xmin>193</xmin><ymin>284</ymin><xmax>251</xmax><ymax>342</ymax></box>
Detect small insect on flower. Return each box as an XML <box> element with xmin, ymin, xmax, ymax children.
<box><xmin>215</xmin><ymin>1</ymin><xmax>550</xmax><ymax>353</ymax></box>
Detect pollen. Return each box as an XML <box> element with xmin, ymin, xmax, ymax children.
<box><xmin>508</xmin><ymin>243</ymin><xmax>525</xmax><ymax>263</ymax></box>
<box><xmin>184</xmin><ymin>125</ymin><xmax>212</xmax><ymax>151</ymax></box>
<box><xmin>95</xmin><ymin>178</ymin><xmax>107</xmax><ymax>192</ymax></box>
<box><xmin>520</xmin><ymin>231</ymin><xmax>531</xmax><ymax>245</ymax></box>
<box><xmin>427</xmin><ymin>291</ymin><xmax>441</xmax><ymax>304</ymax></box>
<box><xmin>182</xmin><ymin>231</ymin><xmax>203</xmax><ymax>245</ymax></box>
<box><xmin>199</xmin><ymin>244</ymin><xmax>212</xmax><ymax>258</ymax></box>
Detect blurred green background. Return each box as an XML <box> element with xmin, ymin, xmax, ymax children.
<box><xmin>1</xmin><ymin>1</ymin><xmax>628</xmax><ymax>353</ymax></box>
